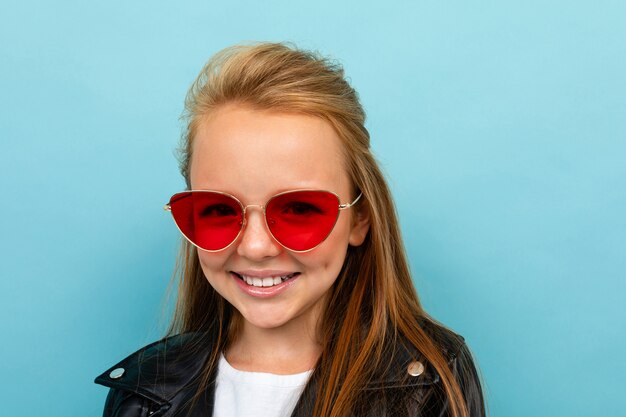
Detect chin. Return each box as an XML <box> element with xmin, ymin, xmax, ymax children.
<box><xmin>243</xmin><ymin>315</ymin><xmax>291</xmax><ymax>329</ymax></box>
<box><xmin>237</xmin><ymin>303</ymin><xmax>310</xmax><ymax>330</ymax></box>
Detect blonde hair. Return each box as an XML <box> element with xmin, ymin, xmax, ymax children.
<box><xmin>170</xmin><ymin>42</ymin><xmax>473</xmax><ymax>417</ymax></box>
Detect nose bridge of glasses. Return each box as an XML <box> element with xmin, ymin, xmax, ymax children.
<box><xmin>241</xmin><ymin>203</ymin><xmax>265</xmax><ymax>216</ymax></box>
<box><xmin>238</xmin><ymin>203</ymin><xmax>279</xmax><ymax>246</ymax></box>
<box><xmin>240</xmin><ymin>204</ymin><xmax>268</xmax><ymax>228</ymax></box>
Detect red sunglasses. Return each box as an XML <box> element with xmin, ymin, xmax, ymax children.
<box><xmin>164</xmin><ymin>189</ymin><xmax>363</xmax><ymax>252</ymax></box>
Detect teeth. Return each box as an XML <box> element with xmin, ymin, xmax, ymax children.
<box><xmin>239</xmin><ymin>273</ymin><xmax>295</xmax><ymax>287</ymax></box>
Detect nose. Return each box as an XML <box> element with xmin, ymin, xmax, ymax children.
<box><xmin>235</xmin><ymin>206</ymin><xmax>282</xmax><ymax>260</ymax></box>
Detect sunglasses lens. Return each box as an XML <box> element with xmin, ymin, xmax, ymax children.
<box><xmin>266</xmin><ymin>191</ymin><xmax>340</xmax><ymax>251</ymax></box>
<box><xmin>169</xmin><ymin>192</ymin><xmax>243</xmax><ymax>251</ymax></box>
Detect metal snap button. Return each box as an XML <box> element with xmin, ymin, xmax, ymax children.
<box><xmin>407</xmin><ymin>361</ymin><xmax>425</xmax><ymax>377</ymax></box>
<box><xmin>109</xmin><ymin>367</ymin><xmax>125</xmax><ymax>379</ymax></box>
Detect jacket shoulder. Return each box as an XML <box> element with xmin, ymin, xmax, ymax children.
<box><xmin>365</xmin><ymin>319</ymin><xmax>473</xmax><ymax>388</ymax></box>
<box><xmin>350</xmin><ymin>319</ymin><xmax>484</xmax><ymax>417</ymax></box>
<box><xmin>94</xmin><ymin>332</ymin><xmax>212</xmax><ymax>416</ymax></box>
<box><xmin>418</xmin><ymin>318</ymin><xmax>466</xmax><ymax>360</ymax></box>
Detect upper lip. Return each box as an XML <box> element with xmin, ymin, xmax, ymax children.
<box><xmin>232</xmin><ymin>270</ymin><xmax>299</xmax><ymax>278</ymax></box>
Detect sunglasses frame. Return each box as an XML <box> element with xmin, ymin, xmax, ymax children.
<box><xmin>164</xmin><ymin>189</ymin><xmax>363</xmax><ymax>253</ymax></box>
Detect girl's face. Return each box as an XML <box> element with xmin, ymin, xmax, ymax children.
<box><xmin>189</xmin><ymin>104</ymin><xmax>369</xmax><ymax>332</ymax></box>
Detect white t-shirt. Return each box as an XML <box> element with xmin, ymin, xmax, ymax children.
<box><xmin>214</xmin><ymin>354</ymin><xmax>312</xmax><ymax>417</ymax></box>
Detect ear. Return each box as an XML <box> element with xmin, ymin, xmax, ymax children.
<box><xmin>348</xmin><ymin>203</ymin><xmax>370</xmax><ymax>246</ymax></box>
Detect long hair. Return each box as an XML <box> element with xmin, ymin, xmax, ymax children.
<box><xmin>168</xmin><ymin>42</ymin><xmax>471</xmax><ymax>417</ymax></box>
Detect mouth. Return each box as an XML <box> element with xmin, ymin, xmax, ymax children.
<box><xmin>231</xmin><ymin>272</ymin><xmax>300</xmax><ymax>287</ymax></box>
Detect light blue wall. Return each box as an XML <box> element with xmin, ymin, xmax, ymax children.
<box><xmin>1</xmin><ymin>1</ymin><xmax>624</xmax><ymax>416</ymax></box>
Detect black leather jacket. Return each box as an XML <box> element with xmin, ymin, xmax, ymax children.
<box><xmin>95</xmin><ymin>324</ymin><xmax>484</xmax><ymax>417</ymax></box>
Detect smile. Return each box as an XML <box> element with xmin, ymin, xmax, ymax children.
<box><xmin>232</xmin><ymin>272</ymin><xmax>300</xmax><ymax>287</ymax></box>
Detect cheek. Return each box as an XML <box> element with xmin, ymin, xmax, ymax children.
<box><xmin>330</xmin><ymin>214</ymin><xmax>354</xmax><ymax>248</ymax></box>
<box><xmin>196</xmin><ymin>250</ymin><xmax>229</xmax><ymax>281</ymax></box>
<box><xmin>302</xmin><ymin>221</ymin><xmax>352</xmax><ymax>276</ymax></box>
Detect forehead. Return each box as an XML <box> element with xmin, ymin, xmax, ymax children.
<box><xmin>190</xmin><ymin>104</ymin><xmax>350</xmax><ymax>198</ymax></box>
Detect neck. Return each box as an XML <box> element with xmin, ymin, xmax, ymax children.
<box><xmin>225</xmin><ymin>309</ymin><xmax>322</xmax><ymax>374</ymax></box>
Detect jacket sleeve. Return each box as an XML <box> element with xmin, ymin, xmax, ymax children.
<box><xmin>102</xmin><ymin>388</ymin><xmax>161</xmax><ymax>417</ymax></box>
<box><xmin>449</xmin><ymin>342</ymin><xmax>485</xmax><ymax>417</ymax></box>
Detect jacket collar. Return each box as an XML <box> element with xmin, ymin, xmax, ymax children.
<box><xmin>94</xmin><ymin>332</ymin><xmax>213</xmax><ymax>407</ymax></box>
<box><xmin>94</xmin><ymin>331</ymin><xmax>443</xmax><ymax>407</ymax></box>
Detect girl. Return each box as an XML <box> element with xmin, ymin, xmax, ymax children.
<box><xmin>96</xmin><ymin>42</ymin><xmax>485</xmax><ymax>417</ymax></box>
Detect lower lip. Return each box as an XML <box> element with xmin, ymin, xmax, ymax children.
<box><xmin>231</xmin><ymin>273</ymin><xmax>300</xmax><ymax>298</ymax></box>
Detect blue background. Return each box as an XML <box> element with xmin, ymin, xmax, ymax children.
<box><xmin>1</xmin><ymin>1</ymin><xmax>624</xmax><ymax>416</ymax></box>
